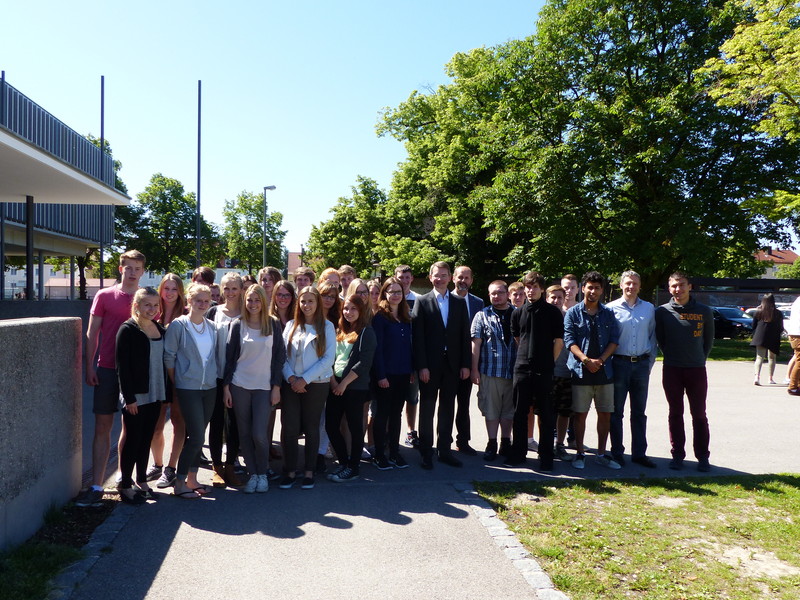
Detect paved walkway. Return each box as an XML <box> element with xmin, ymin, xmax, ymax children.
<box><xmin>62</xmin><ymin>361</ymin><xmax>800</xmax><ymax>599</ymax></box>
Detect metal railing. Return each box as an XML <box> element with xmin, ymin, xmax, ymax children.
<box><xmin>2</xmin><ymin>202</ymin><xmax>113</xmax><ymax>244</ymax></box>
<box><xmin>0</xmin><ymin>74</ymin><xmax>115</xmax><ymax>188</ymax></box>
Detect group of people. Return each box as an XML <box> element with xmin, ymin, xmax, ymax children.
<box><xmin>75</xmin><ymin>251</ymin><xmax>716</xmax><ymax>507</ymax></box>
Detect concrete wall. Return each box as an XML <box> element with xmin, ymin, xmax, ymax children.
<box><xmin>0</xmin><ymin>317</ymin><xmax>82</xmax><ymax>550</ymax></box>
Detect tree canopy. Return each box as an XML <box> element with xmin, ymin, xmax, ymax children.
<box><xmin>309</xmin><ymin>0</ymin><xmax>800</xmax><ymax>296</ymax></box>
<box><xmin>222</xmin><ymin>190</ymin><xmax>286</xmax><ymax>274</ymax></box>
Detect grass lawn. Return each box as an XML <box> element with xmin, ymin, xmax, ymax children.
<box><xmin>477</xmin><ymin>475</ymin><xmax>800</xmax><ymax>600</ymax></box>
<box><xmin>698</xmin><ymin>338</ymin><xmax>790</xmax><ymax>362</ymax></box>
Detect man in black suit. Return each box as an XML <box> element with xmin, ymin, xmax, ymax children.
<box><xmin>452</xmin><ymin>265</ymin><xmax>485</xmax><ymax>455</ymax></box>
<box><xmin>412</xmin><ymin>261</ymin><xmax>472</xmax><ymax>469</ymax></box>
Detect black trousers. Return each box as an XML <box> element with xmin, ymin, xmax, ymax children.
<box><xmin>373</xmin><ymin>374</ymin><xmax>411</xmax><ymax>459</ymax></box>
<box><xmin>511</xmin><ymin>369</ymin><xmax>554</xmax><ymax>462</ymax></box>
<box><xmin>418</xmin><ymin>361</ymin><xmax>459</xmax><ymax>456</ymax></box>
<box><xmin>455</xmin><ymin>377</ymin><xmax>472</xmax><ymax>446</ymax></box>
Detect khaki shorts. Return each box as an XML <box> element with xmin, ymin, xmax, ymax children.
<box><xmin>571</xmin><ymin>383</ymin><xmax>614</xmax><ymax>413</ymax></box>
<box><xmin>477</xmin><ymin>375</ymin><xmax>515</xmax><ymax>421</ymax></box>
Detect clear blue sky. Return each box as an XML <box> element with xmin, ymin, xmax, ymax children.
<box><xmin>1</xmin><ymin>1</ymin><xmax>544</xmax><ymax>253</ymax></box>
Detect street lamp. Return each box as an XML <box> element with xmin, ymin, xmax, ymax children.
<box><xmin>263</xmin><ymin>185</ymin><xmax>277</xmax><ymax>268</ymax></box>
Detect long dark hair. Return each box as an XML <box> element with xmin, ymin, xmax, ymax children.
<box><xmin>377</xmin><ymin>277</ymin><xmax>411</xmax><ymax>323</ymax></box>
<box><xmin>338</xmin><ymin>294</ymin><xmax>370</xmax><ymax>343</ymax></box>
<box><xmin>755</xmin><ymin>293</ymin><xmax>776</xmax><ymax>323</ymax></box>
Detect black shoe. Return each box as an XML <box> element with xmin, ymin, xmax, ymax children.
<box><xmin>503</xmin><ymin>456</ymin><xmax>526</xmax><ymax>468</ymax></box>
<box><xmin>301</xmin><ymin>476</ymin><xmax>315</xmax><ymax>489</ymax></box>
<box><xmin>697</xmin><ymin>459</ymin><xmax>711</xmax><ymax>472</ymax></box>
<box><xmin>118</xmin><ymin>488</ymin><xmax>146</xmax><ymax>505</ymax></box>
<box><xmin>539</xmin><ymin>458</ymin><xmax>554</xmax><ymax>473</ymax></box>
<box><xmin>632</xmin><ymin>456</ymin><xmax>657</xmax><ymax>468</ymax></box>
<box><xmin>483</xmin><ymin>440</ymin><xmax>498</xmax><ymax>461</ymax></box>
<box><xmin>420</xmin><ymin>455</ymin><xmax>434</xmax><ymax>470</ymax></box>
<box><xmin>789</xmin><ymin>388</ymin><xmax>800</xmax><ymax>396</ymax></box>
<box><xmin>457</xmin><ymin>443</ymin><xmax>478</xmax><ymax>456</ymax></box>
<box><xmin>199</xmin><ymin>451</ymin><xmax>211</xmax><ymax>466</ymax></box>
<box><xmin>612</xmin><ymin>454</ymin><xmax>626</xmax><ymax>467</ymax></box>
<box><xmin>668</xmin><ymin>458</ymin><xmax>684</xmax><ymax>470</ymax></box>
<box><xmin>498</xmin><ymin>438</ymin><xmax>512</xmax><ymax>458</ymax></box>
<box><xmin>437</xmin><ymin>451</ymin><xmax>463</xmax><ymax>467</ymax></box>
<box><xmin>315</xmin><ymin>454</ymin><xmax>327</xmax><ymax>474</ymax></box>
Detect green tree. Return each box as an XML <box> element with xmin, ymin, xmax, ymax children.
<box><xmin>133</xmin><ymin>173</ymin><xmax>219</xmax><ymax>275</ymax></box>
<box><xmin>700</xmin><ymin>0</ymin><xmax>800</xmax><ymax>142</ymax></box>
<box><xmin>776</xmin><ymin>256</ymin><xmax>800</xmax><ymax>278</ymax></box>
<box><xmin>377</xmin><ymin>0</ymin><xmax>800</xmax><ymax>296</ymax></box>
<box><xmin>222</xmin><ymin>190</ymin><xmax>286</xmax><ymax>274</ymax></box>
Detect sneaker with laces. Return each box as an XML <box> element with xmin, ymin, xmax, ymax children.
<box><xmin>279</xmin><ymin>476</ymin><xmax>296</xmax><ymax>489</ymax></box>
<box><xmin>243</xmin><ymin>474</ymin><xmax>258</xmax><ymax>494</ymax></box>
<box><xmin>331</xmin><ymin>467</ymin><xmax>359</xmax><ymax>482</ymax></box>
<box><xmin>326</xmin><ymin>464</ymin><xmax>348</xmax><ymax>481</ymax></box>
<box><xmin>256</xmin><ymin>474</ymin><xmax>269</xmax><ymax>492</ymax></box>
<box><xmin>389</xmin><ymin>454</ymin><xmax>409</xmax><ymax>469</ymax></box>
<box><xmin>156</xmin><ymin>466</ymin><xmax>177</xmax><ymax>488</ymax></box>
<box><xmin>75</xmin><ymin>487</ymin><xmax>104</xmax><ymax>507</ymax></box>
<box><xmin>145</xmin><ymin>465</ymin><xmax>163</xmax><ymax>482</ymax></box>
<box><xmin>555</xmin><ymin>444</ymin><xmax>573</xmax><ymax>462</ymax></box>
<box><xmin>595</xmin><ymin>454</ymin><xmax>622</xmax><ymax>469</ymax></box>
<box><xmin>572</xmin><ymin>453</ymin><xmax>586</xmax><ymax>469</ymax></box>
<box><xmin>527</xmin><ymin>439</ymin><xmax>539</xmax><ymax>452</ymax></box>
<box><xmin>405</xmin><ymin>430</ymin><xmax>420</xmax><ymax>447</ymax></box>
<box><xmin>372</xmin><ymin>456</ymin><xmax>393</xmax><ymax>470</ymax></box>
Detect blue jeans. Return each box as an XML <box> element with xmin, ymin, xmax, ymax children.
<box><xmin>610</xmin><ymin>357</ymin><xmax>650</xmax><ymax>459</ymax></box>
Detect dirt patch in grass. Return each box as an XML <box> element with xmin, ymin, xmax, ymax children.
<box><xmin>478</xmin><ymin>475</ymin><xmax>800</xmax><ymax>600</ymax></box>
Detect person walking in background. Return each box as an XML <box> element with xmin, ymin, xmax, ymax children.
<box><xmin>281</xmin><ymin>286</ymin><xmax>336</xmax><ymax>489</ymax></box>
<box><xmin>787</xmin><ymin>295</ymin><xmax>800</xmax><ymax>395</ymax></box>
<box><xmin>222</xmin><ymin>285</ymin><xmax>285</xmax><ymax>494</ymax></box>
<box><xmin>751</xmin><ymin>293</ymin><xmax>784</xmax><ymax>386</ymax></box>
<box><xmin>115</xmin><ymin>287</ymin><xmax>166</xmax><ymax>504</ymax></box>
<box><xmin>164</xmin><ymin>283</ymin><xmax>219</xmax><ymax>499</ymax></box>
<box><xmin>655</xmin><ymin>272</ymin><xmax>714</xmax><ymax>472</ymax></box>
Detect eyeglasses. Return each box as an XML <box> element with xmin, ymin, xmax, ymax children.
<box><xmin>357</xmin><ymin>290</ymin><xmax>369</xmax><ymax>296</ymax></box>
<box><xmin>275</xmin><ymin>292</ymin><xmax>293</xmax><ymax>299</ymax></box>
<box><xmin>323</xmin><ymin>294</ymin><xmax>338</xmax><ymax>300</ymax></box>
<box><xmin>386</xmin><ymin>290</ymin><xmax>403</xmax><ymax>296</ymax></box>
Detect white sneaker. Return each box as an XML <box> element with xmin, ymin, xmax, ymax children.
<box><xmin>573</xmin><ymin>454</ymin><xmax>585</xmax><ymax>469</ymax></box>
<box><xmin>595</xmin><ymin>454</ymin><xmax>622</xmax><ymax>469</ymax></box>
<box><xmin>243</xmin><ymin>475</ymin><xmax>258</xmax><ymax>494</ymax></box>
<box><xmin>256</xmin><ymin>474</ymin><xmax>269</xmax><ymax>493</ymax></box>
<box><xmin>527</xmin><ymin>439</ymin><xmax>539</xmax><ymax>451</ymax></box>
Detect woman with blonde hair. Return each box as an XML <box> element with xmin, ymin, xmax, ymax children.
<box><xmin>148</xmin><ymin>273</ymin><xmax>187</xmax><ymax>490</ymax></box>
<box><xmin>205</xmin><ymin>272</ymin><xmax>245</xmax><ymax>487</ymax></box>
<box><xmin>164</xmin><ymin>283</ymin><xmax>219</xmax><ymax>499</ymax></box>
<box><xmin>116</xmin><ymin>287</ymin><xmax>167</xmax><ymax>503</ymax></box>
<box><xmin>280</xmin><ymin>286</ymin><xmax>336</xmax><ymax>489</ymax></box>
<box><xmin>223</xmin><ymin>284</ymin><xmax>286</xmax><ymax>492</ymax></box>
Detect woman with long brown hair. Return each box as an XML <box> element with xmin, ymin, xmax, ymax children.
<box><xmin>370</xmin><ymin>277</ymin><xmax>413</xmax><ymax>470</ymax></box>
<box><xmin>149</xmin><ymin>273</ymin><xmax>187</xmax><ymax>490</ymax></box>
<box><xmin>325</xmin><ymin>294</ymin><xmax>377</xmax><ymax>482</ymax></box>
<box><xmin>280</xmin><ymin>286</ymin><xmax>336</xmax><ymax>489</ymax></box>
<box><xmin>751</xmin><ymin>293</ymin><xmax>784</xmax><ymax>385</ymax></box>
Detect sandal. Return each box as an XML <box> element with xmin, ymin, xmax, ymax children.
<box><xmin>173</xmin><ymin>489</ymin><xmax>200</xmax><ymax>499</ymax></box>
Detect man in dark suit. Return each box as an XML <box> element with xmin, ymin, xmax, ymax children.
<box><xmin>452</xmin><ymin>265</ymin><xmax>485</xmax><ymax>455</ymax></box>
<box><xmin>412</xmin><ymin>261</ymin><xmax>472</xmax><ymax>469</ymax></box>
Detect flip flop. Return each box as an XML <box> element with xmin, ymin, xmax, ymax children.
<box><xmin>173</xmin><ymin>490</ymin><xmax>200</xmax><ymax>499</ymax></box>
<box><xmin>191</xmin><ymin>486</ymin><xmax>210</xmax><ymax>496</ymax></box>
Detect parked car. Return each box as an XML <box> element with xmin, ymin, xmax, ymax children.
<box><xmin>711</xmin><ymin>306</ymin><xmax>754</xmax><ymax>339</ymax></box>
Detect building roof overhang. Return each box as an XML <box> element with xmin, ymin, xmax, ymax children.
<box><xmin>0</xmin><ymin>129</ymin><xmax>130</xmax><ymax>206</ymax></box>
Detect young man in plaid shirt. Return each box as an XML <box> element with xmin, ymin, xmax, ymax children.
<box><xmin>470</xmin><ymin>280</ymin><xmax>517</xmax><ymax>461</ymax></box>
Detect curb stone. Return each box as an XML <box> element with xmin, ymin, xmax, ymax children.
<box><xmin>454</xmin><ymin>483</ymin><xmax>570</xmax><ymax>600</ymax></box>
<box><xmin>46</xmin><ymin>500</ymin><xmax>137</xmax><ymax>600</ymax></box>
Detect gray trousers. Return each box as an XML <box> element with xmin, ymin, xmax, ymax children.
<box><xmin>230</xmin><ymin>384</ymin><xmax>273</xmax><ymax>475</ymax></box>
<box><xmin>176</xmin><ymin>387</ymin><xmax>216</xmax><ymax>477</ymax></box>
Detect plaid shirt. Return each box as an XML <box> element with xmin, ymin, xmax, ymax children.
<box><xmin>471</xmin><ymin>306</ymin><xmax>517</xmax><ymax>379</ymax></box>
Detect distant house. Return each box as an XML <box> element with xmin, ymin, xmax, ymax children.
<box><xmin>755</xmin><ymin>248</ymin><xmax>798</xmax><ymax>278</ymax></box>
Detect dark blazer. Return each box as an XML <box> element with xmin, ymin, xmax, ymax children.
<box><xmin>461</xmin><ymin>292</ymin><xmax>485</xmax><ymax>323</ymax></box>
<box><xmin>412</xmin><ymin>290</ymin><xmax>471</xmax><ymax>375</ymax></box>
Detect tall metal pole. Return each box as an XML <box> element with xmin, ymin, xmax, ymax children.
<box><xmin>196</xmin><ymin>80</ymin><xmax>202</xmax><ymax>267</ymax></box>
<box><xmin>262</xmin><ymin>185</ymin><xmax>276</xmax><ymax>268</ymax></box>
<box><xmin>25</xmin><ymin>196</ymin><xmax>34</xmax><ymax>301</ymax></box>
<box><xmin>100</xmin><ymin>75</ymin><xmax>105</xmax><ymax>182</ymax></box>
